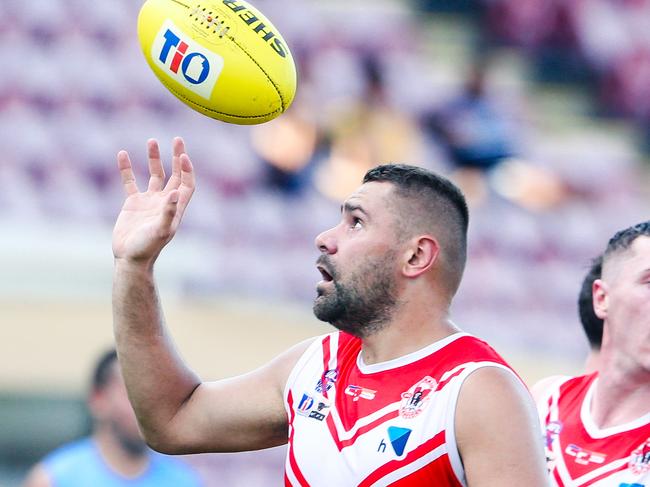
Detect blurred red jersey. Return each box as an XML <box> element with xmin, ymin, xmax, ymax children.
<box><xmin>537</xmin><ymin>373</ymin><xmax>650</xmax><ymax>486</ymax></box>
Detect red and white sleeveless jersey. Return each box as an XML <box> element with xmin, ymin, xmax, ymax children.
<box><xmin>283</xmin><ymin>331</ymin><xmax>517</xmax><ymax>486</ymax></box>
<box><xmin>537</xmin><ymin>373</ymin><xmax>650</xmax><ymax>486</ymax></box>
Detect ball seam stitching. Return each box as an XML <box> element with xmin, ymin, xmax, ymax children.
<box><xmin>227</xmin><ymin>35</ymin><xmax>286</xmax><ymax>112</ymax></box>
<box><xmin>166</xmin><ymin>83</ymin><xmax>282</xmax><ymax>119</ymax></box>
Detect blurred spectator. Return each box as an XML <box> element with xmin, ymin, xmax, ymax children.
<box><xmin>250</xmin><ymin>88</ymin><xmax>320</xmax><ymax>195</ymax></box>
<box><xmin>422</xmin><ymin>60</ymin><xmax>515</xmax><ymax>205</ymax></box>
<box><xmin>314</xmin><ymin>53</ymin><xmax>426</xmax><ymax>201</ymax></box>
<box><xmin>577</xmin><ymin>254</ymin><xmax>604</xmax><ymax>373</ymax></box>
<box><xmin>22</xmin><ymin>350</ymin><xmax>202</xmax><ymax>487</ymax></box>
<box><xmin>424</xmin><ymin>60</ymin><xmax>514</xmax><ymax>172</ymax></box>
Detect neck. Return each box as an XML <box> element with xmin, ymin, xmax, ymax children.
<box><xmin>359</xmin><ymin>303</ymin><xmax>459</xmax><ymax>365</ymax></box>
<box><xmin>590</xmin><ymin>350</ymin><xmax>650</xmax><ymax>428</ymax></box>
<box><xmin>93</xmin><ymin>428</ymin><xmax>149</xmax><ymax>478</ymax></box>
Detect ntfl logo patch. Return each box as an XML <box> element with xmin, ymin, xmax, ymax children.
<box><xmin>152</xmin><ymin>20</ymin><xmax>224</xmax><ymax>99</ymax></box>
<box><xmin>315</xmin><ymin>369</ymin><xmax>338</xmax><ymax>394</ymax></box>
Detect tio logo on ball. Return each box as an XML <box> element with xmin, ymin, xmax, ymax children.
<box><xmin>152</xmin><ymin>20</ymin><xmax>224</xmax><ymax>100</ymax></box>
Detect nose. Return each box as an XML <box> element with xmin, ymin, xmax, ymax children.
<box><xmin>315</xmin><ymin>226</ymin><xmax>337</xmax><ymax>254</ymax></box>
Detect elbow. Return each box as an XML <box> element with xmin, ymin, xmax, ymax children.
<box><xmin>140</xmin><ymin>426</ymin><xmax>189</xmax><ymax>455</ymax></box>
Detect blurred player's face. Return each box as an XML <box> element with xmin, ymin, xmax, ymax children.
<box><xmin>91</xmin><ymin>362</ymin><xmax>147</xmax><ymax>456</ymax></box>
<box><xmin>596</xmin><ymin>236</ymin><xmax>650</xmax><ymax>370</ymax></box>
<box><xmin>313</xmin><ymin>182</ymin><xmax>401</xmax><ymax>337</ymax></box>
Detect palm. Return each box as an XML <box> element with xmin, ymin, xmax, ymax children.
<box><xmin>112</xmin><ymin>138</ymin><xmax>195</xmax><ymax>262</ymax></box>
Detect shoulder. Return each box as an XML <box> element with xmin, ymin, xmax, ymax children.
<box><xmin>455</xmin><ymin>366</ymin><xmax>540</xmax><ymax>446</ymax></box>
<box><xmin>454</xmin><ymin>367</ymin><xmax>549</xmax><ymax>485</ymax></box>
<box><xmin>22</xmin><ymin>465</ymin><xmax>52</xmax><ymax>487</ymax></box>
<box><xmin>457</xmin><ymin>366</ymin><xmax>532</xmax><ymax>415</ymax></box>
<box><xmin>41</xmin><ymin>438</ymin><xmax>95</xmax><ymax>472</ymax></box>
<box><xmin>530</xmin><ymin>375</ymin><xmax>571</xmax><ymax>404</ymax></box>
<box><xmin>25</xmin><ymin>439</ymin><xmax>95</xmax><ymax>487</ymax></box>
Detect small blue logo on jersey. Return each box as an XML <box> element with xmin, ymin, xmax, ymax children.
<box><xmin>296</xmin><ymin>393</ymin><xmax>330</xmax><ymax>421</ymax></box>
<box><xmin>618</xmin><ymin>483</ymin><xmax>645</xmax><ymax>487</ymax></box>
<box><xmin>297</xmin><ymin>393</ymin><xmax>314</xmax><ymax>414</ymax></box>
<box><xmin>388</xmin><ymin>426</ymin><xmax>412</xmax><ymax>456</ymax></box>
<box><xmin>545</xmin><ymin>420</ymin><xmax>563</xmax><ymax>448</ymax></box>
<box><xmin>315</xmin><ymin>369</ymin><xmax>338</xmax><ymax>393</ymax></box>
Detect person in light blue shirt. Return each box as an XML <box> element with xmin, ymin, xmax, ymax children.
<box><xmin>22</xmin><ymin>349</ymin><xmax>202</xmax><ymax>487</ymax></box>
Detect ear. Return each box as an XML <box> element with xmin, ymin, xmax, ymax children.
<box><xmin>88</xmin><ymin>389</ymin><xmax>107</xmax><ymax>420</ymax></box>
<box><xmin>592</xmin><ymin>278</ymin><xmax>608</xmax><ymax>320</ymax></box>
<box><xmin>402</xmin><ymin>236</ymin><xmax>439</xmax><ymax>278</ymax></box>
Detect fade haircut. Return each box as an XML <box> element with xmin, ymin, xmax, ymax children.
<box><xmin>604</xmin><ymin>221</ymin><xmax>650</xmax><ymax>258</ymax></box>
<box><xmin>577</xmin><ymin>255</ymin><xmax>603</xmax><ymax>351</ymax></box>
<box><xmin>363</xmin><ymin>164</ymin><xmax>469</xmax><ymax>295</ymax></box>
<box><xmin>91</xmin><ymin>349</ymin><xmax>118</xmax><ymax>392</ymax></box>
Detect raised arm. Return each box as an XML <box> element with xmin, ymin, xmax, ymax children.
<box><xmin>455</xmin><ymin>367</ymin><xmax>549</xmax><ymax>487</ymax></box>
<box><xmin>112</xmin><ymin>138</ymin><xmax>307</xmax><ymax>454</ymax></box>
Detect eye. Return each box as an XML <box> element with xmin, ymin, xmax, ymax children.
<box><xmin>350</xmin><ymin>217</ymin><xmax>363</xmax><ymax>229</ymax></box>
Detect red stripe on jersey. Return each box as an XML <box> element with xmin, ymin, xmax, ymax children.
<box><xmin>286</xmin><ymin>391</ymin><xmax>309</xmax><ymax>487</ymax></box>
<box><xmin>326</xmin><ymin>409</ymin><xmax>401</xmax><ymax>450</ymax></box>
<box><xmin>551</xmin><ymin>467</ymin><xmax>564</xmax><ymax>486</ymax></box>
<box><xmin>389</xmin><ymin>451</ymin><xmax>463</xmax><ymax>487</ymax></box>
<box><xmin>358</xmin><ymin>431</ymin><xmax>447</xmax><ymax>487</ymax></box>
<box><xmin>321</xmin><ymin>335</ymin><xmax>331</xmax><ymax>399</ymax></box>
<box><xmin>581</xmin><ymin>462</ymin><xmax>628</xmax><ymax>487</ymax></box>
<box><xmin>435</xmin><ymin>367</ymin><xmax>466</xmax><ymax>391</ymax></box>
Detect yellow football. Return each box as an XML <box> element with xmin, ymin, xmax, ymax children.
<box><xmin>137</xmin><ymin>0</ymin><xmax>297</xmax><ymax>124</ymax></box>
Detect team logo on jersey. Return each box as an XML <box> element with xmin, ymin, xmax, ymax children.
<box><xmin>545</xmin><ymin>420</ymin><xmax>563</xmax><ymax>448</ymax></box>
<box><xmin>565</xmin><ymin>444</ymin><xmax>607</xmax><ymax>465</ymax></box>
<box><xmin>387</xmin><ymin>426</ymin><xmax>412</xmax><ymax>456</ymax></box>
<box><xmin>628</xmin><ymin>437</ymin><xmax>650</xmax><ymax>475</ymax></box>
<box><xmin>315</xmin><ymin>369</ymin><xmax>338</xmax><ymax>393</ymax></box>
<box><xmin>344</xmin><ymin>385</ymin><xmax>376</xmax><ymax>401</ymax></box>
<box><xmin>399</xmin><ymin>376</ymin><xmax>436</xmax><ymax>419</ymax></box>
<box><xmin>152</xmin><ymin>20</ymin><xmax>224</xmax><ymax>99</ymax></box>
<box><xmin>296</xmin><ymin>393</ymin><xmax>330</xmax><ymax>421</ymax></box>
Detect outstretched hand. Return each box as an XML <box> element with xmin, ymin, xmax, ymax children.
<box><xmin>112</xmin><ymin>137</ymin><xmax>195</xmax><ymax>264</ymax></box>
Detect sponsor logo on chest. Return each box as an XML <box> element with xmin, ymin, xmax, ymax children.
<box><xmin>344</xmin><ymin>385</ymin><xmax>377</xmax><ymax>401</ymax></box>
<box><xmin>565</xmin><ymin>443</ymin><xmax>607</xmax><ymax>465</ymax></box>
<box><xmin>296</xmin><ymin>393</ymin><xmax>331</xmax><ymax>421</ymax></box>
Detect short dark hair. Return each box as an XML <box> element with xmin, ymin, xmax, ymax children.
<box><xmin>91</xmin><ymin>349</ymin><xmax>118</xmax><ymax>392</ymax></box>
<box><xmin>577</xmin><ymin>255</ymin><xmax>603</xmax><ymax>350</ymax></box>
<box><xmin>603</xmin><ymin>221</ymin><xmax>650</xmax><ymax>260</ymax></box>
<box><xmin>363</xmin><ymin>164</ymin><xmax>469</xmax><ymax>294</ymax></box>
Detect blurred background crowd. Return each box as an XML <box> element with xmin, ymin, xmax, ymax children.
<box><xmin>1</xmin><ymin>0</ymin><xmax>649</xmax><ymax>485</ymax></box>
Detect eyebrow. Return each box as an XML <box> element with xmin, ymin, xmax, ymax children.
<box><xmin>341</xmin><ymin>202</ymin><xmax>369</xmax><ymax>217</ymax></box>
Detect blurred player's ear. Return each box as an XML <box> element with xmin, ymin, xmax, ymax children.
<box><xmin>402</xmin><ymin>235</ymin><xmax>439</xmax><ymax>278</ymax></box>
<box><xmin>592</xmin><ymin>279</ymin><xmax>608</xmax><ymax>320</ymax></box>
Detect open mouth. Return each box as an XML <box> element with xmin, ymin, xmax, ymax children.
<box><xmin>317</xmin><ymin>265</ymin><xmax>334</xmax><ymax>283</ymax></box>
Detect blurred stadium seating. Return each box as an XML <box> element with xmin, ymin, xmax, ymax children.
<box><xmin>1</xmin><ymin>0</ymin><xmax>649</xmax><ymax>485</ymax></box>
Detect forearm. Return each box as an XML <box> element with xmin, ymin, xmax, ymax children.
<box><xmin>112</xmin><ymin>258</ymin><xmax>201</xmax><ymax>447</ymax></box>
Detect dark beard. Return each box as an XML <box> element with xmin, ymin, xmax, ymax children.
<box><xmin>111</xmin><ymin>423</ymin><xmax>148</xmax><ymax>457</ymax></box>
<box><xmin>313</xmin><ymin>253</ymin><xmax>397</xmax><ymax>338</ymax></box>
